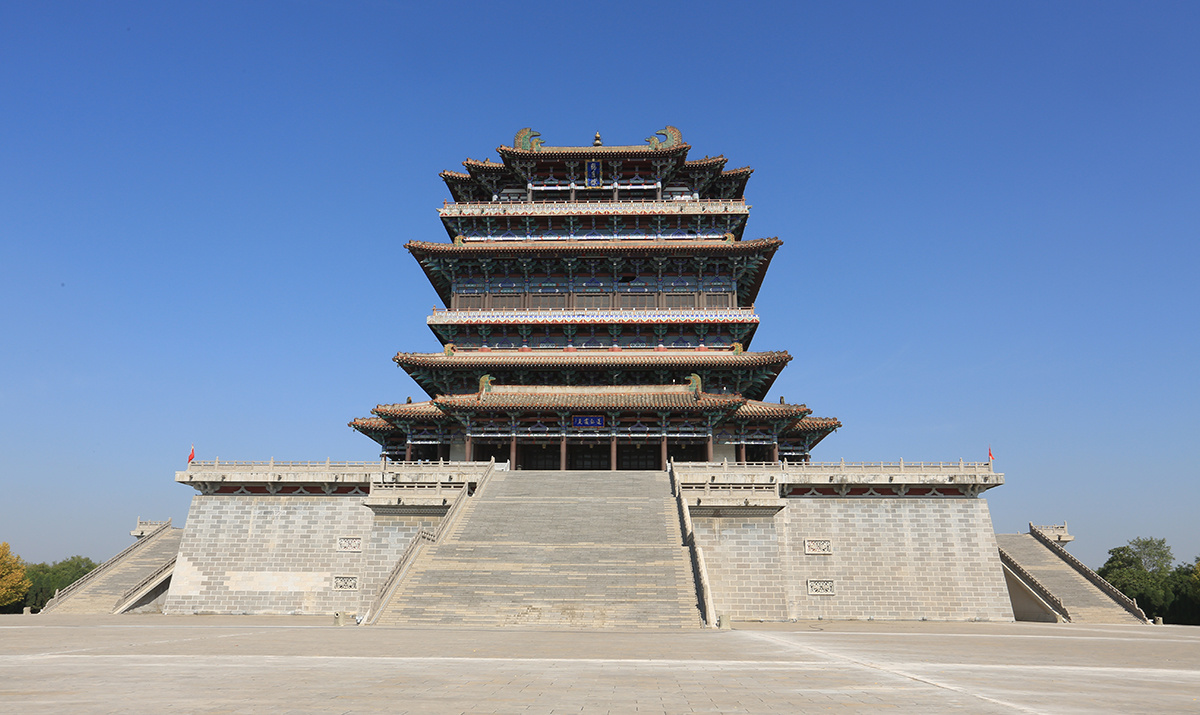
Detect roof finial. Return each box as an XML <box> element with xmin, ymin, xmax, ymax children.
<box><xmin>593</xmin><ymin>131</ymin><xmax>603</xmax><ymax>147</ymax></box>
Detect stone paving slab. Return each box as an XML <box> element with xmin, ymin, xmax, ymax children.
<box><xmin>1</xmin><ymin>614</ymin><xmax>1197</xmax><ymax>714</ymax></box>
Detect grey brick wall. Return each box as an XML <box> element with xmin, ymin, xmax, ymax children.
<box><xmin>164</xmin><ymin>495</ymin><xmax>434</xmax><ymax>615</ymax></box>
<box><xmin>693</xmin><ymin>498</ymin><xmax>1014</xmax><ymax>622</ymax></box>
<box><xmin>692</xmin><ymin>510</ymin><xmax>788</xmax><ymax>621</ymax></box>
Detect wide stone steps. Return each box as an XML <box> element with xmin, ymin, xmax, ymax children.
<box><xmin>44</xmin><ymin>527</ymin><xmax>183</xmax><ymax>614</ymax></box>
<box><xmin>375</xmin><ymin>470</ymin><xmax>701</xmax><ymax>628</ymax></box>
<box><xmin>997</xmin><ymin>534</ymin><xmax>1143</xmax><ymax>624</ymax></box>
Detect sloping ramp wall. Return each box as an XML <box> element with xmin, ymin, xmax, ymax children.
<box><xmin>995</xmin><ymin>532</ymin><xmax>1146</xmax><ymax>624</ymax></box>
<box><xmin>41</xmin><ymin>523</ymin><xmax>183</xmax><ymax>614</ymax></box>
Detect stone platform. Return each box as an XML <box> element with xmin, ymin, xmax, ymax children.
<box><xmin>2</xmin><ymin>614</ymin><xmax>1196</xmax><ymax>714</ymax></box>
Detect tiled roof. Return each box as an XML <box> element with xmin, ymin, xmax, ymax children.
<box><xmin>406</xmin><ymin>237</ymin><xmax>782</xmax><ymax>258</ymax></box>
<box><xmin>731</xmin><ymin>401</ymin><xmax>812</xmax><ymax>420</ymax></box>
<box><xmin>394</xmin><ymin>349</ymin><xmax>792</xmax><ymax>370</ymax></box>
<box><xmin>682</xmin><ymin>155</ymin><xmax>727</xmax><ymax>168</ymax></box>
<box><xmin>784</xmin><ymin>416</ymin><xmax>842</xmax><ymax>433</ymax></box>
<box><xmin>496</xmin><ymin>143</ymin><xmax>691</xmax><ymax>159</ymax></box>
<box><xmin>348</xmin><ymin>416</ymin><xmax>398</xmax><ymax>433</ymax></box>
<box><xmin>433</xmin><ymin>386</ymin><xmax>744</xmax><ymax>413</ymax></box>
<box><xmin>373</xmin><ymin>401</ymin><xmax>448</xmax><ymax>419</ymax></box>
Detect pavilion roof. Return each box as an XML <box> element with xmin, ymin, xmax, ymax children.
<box><xmin>348</xmin><ymin>416</ymin><xmax>400</xmax><ymax>434</ymax></box>
<box><xmin>731</xmin><ymin>401</ymin><xmax>812</xmax><ymax>421</ymax></box>
<box><xmin>373</xmin><ymin>401</ymin><xmax>447</xmax><ymax>420</ymax></box>
<box><xmin>394</xmin><ymin>349</ymin><xmax>792</xmax><ymax>370</ymax></box>
<box><xmin>432</xmin><ymin>384</ymin><xmax>744</xmax><ymax>414</ymax></box>
<box><xmin>406</xmin><ymin>237</ymin><xmax>780</xmax><ymax>258</ymax></box>
<box><xmin>407</xmin><ymin>237</ymin><xmax>781</xmax><ymax>307</ymax></box>
<box><xmin>783</xmin><ymin>416</ymin><xmax>842</xmax><ymax>434</ymax></box>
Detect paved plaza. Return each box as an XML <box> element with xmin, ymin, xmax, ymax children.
<box><xmin>1</xmin><ymin>615</ymin><xmax>1197</xmax><ymax>714</ymax></box>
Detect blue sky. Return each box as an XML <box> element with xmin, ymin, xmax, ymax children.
<box><xmin>2</xmin><ymin>2</ymin><xmax>1197</xmax><ymax>569</ymax></box>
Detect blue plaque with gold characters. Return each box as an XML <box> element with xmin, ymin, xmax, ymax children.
<box><xmin>572</xmin><ymin>415</ymin><xmax>605</xmax><ymax>428</ymax></box>
<box><xmin>585</xmin><ymin>160</ymin><xmax>602</xmax><ymax>187</ymax></box>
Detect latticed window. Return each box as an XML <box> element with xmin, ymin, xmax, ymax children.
<box><xmin>491</xmin><ymin>294</ymin><xmax>522</xmax><ymax>309</ymax></box>
<box><xmin>619</xmin><ymin>293</ymin><xmax>656</xmax><ymax>309</ymax></box>
<box><xmin>663</xmin><ymin>293</ymin><xmax>695</xmax><ymax>308</ymax></box>
<box><xmin>337</xmin><ymin>537</ymin><xmax>362</xmax><ymax>552</ymax></box>
<box><xmin>333</xmin><ymin>576</ymin><xmax>359</xmax><ymax>591</ymax></box>
<box><xmin>456</xmin><ymin>295</ymin><xmax>484</xmax><ymax>309</ymax></box>
<box><xmin>705</xmin><ymin>293</ymin><xmax>733</xmax><ymax>308</ymax></box>
<box><xmin>529</xmin><ymin>293</ymin><xmax>566</xmax><ymax>309</ymax></box>
<box><xmin>575</xmin><ymin>293</ymin><xmax>610</xmax><ymax>309</ymax></box>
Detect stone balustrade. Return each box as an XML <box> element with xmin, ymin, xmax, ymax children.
<box><xmin>428</xmin><ymin>307</ymin><xmax>758</xmax><ymax>325</ymax></box>
<box><xmin>439</xmin><ymin>198</ymin><xmax>749</xmax><ymax>218</ymax></box>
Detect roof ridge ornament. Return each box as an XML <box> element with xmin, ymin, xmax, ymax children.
<box><xmin>514</xmin><ymin>128</ymin><xmax>544</xmax><ymax>152</ymax></box>
<box><xmin>594</xmin><ymin>131</ymin><xmax>602</xmax><ymax>146</ymax></box>
<box><xmin>646</xmin><ymin>126</ymin><xmax>683</xmax><ymax>150</ymax></box>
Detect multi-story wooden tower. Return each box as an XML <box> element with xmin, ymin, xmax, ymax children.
<box><xmin>351</xmin><ymin>127</ymin><xmax>839</xmax><ymax>469</ymax></box>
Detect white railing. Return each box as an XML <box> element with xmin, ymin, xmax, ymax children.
<box><xmin>439</xmin><ymin>198</ymin><xmax>748</xmax><ymax>217</ymax></box>
<box><xmin>363</xmin><ymin>459</ymin><xmax>497</xmax><ymax>625</ymax></box>
<box><xmin>675</xmin><ymin>460</ymin><xmax>997</xmax><ymax>475</ymax></box>
<box><xmin>669</xmin><ymin>461</ymin><xmax>715</xmax><ymax>627</ymax></box>
<box><xmin>429</xmin><ymin>307</ymin><xmax>757</xmax><ymax>325</ymax></box>
<box><xmin>187</xmin><ymin>460</ymin><xmax>380</xmax><ymax>471</ymax></box>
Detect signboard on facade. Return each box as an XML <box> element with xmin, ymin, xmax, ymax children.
<box><xmin>572</xmin><ymin>415</ymin><xmax>605</xmax><ymax>428</ymax></box>
<box><xmin>585</xmin><ymin>161</ymin><xmax>602</xmax><ymax>187</ymax></box>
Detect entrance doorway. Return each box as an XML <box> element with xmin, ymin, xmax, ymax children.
<box><xmin>519</xmin><ymin>443</ymin><xmax>560</xmax><ymax>470</ymax></box>
<box><xmin>668</xmin><ymin>441</ymin><xmax>706</xmax><ymax>463</ymax></box>
<box><xmin>568</xmin><ymin>443</ymin><xmax>610</xmax><ymax>470</ymax></box>
<box><xmin>617</xmin><ymin>443</ymin><xmax>660</xmax><ymax>470</ymax></box>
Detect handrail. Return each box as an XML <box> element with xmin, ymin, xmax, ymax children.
<box><xmin>113</xmin><ymin>556</ymin><xmax>177</xmax><ymax>613</ymax></box>
<box><xmin>41</xmin><ymin>521</ymin><xmax>173</xmax><ymax>613</ymax></box>
<box><xmin>1028</xmin><ymin>524</ymin><xmax>1149</xmax><ymax>623</ymax></box>
<box><xmin>188</xmin><ymin>460</ymin><xmax>380</xmax><ymax>469</ymax></box>
<box><xmin>674</xmin><ymin>460</ymin><xmax>997</xmax><ymax>473</ymax></box>
<box><xmin>997</xmin><ymin>546</ymin><xmax>1070</xmax><ymax>621</ymax></box>
<box><xmin>440</xmin><ymin>199</ymin><xmax>748</xmax><ymax>216</ymax></box>
<box><xmin>364</xmin><ymin>458</ymin><xmax>496</xmax><ymax>624</ymax></box>
<box><xmin>669</xmin><ymin>460</ymin><xmax>715</xmax><ymax>627</ymax></box>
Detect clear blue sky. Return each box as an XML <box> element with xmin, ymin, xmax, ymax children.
<box><xmin>2</xmin><ymin>2</ymin><xmax>1197</xmax><ymax>570</ymax></box>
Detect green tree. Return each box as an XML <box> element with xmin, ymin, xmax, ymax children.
<box><xmin>1128</xmin><ymin>537</ymin><xmax>1174</xmax><ymax>575</ymax></box>
<box><xmin>1165</xmin><ymin>557</ymin><xmax>1200</xmax><ymax>626</ymax></box>
<box><xmin>0</xmin><ymin>542</ymin><xmax>32</xmax><ymax>608</ymax></box>
<box><xmin>22</xmin><ymin>556</ymin><xmax>98</xmax><ymax>612</ymax></box>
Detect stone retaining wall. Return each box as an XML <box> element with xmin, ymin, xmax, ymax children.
<box><xmin>693</xmin><ymin>498</ymin><xmax>1013</xmax><ymax>622</ymax></box>
<box><xmin>164</xmin><ymin>495</ymin><xmax>437</xmax><ymax>615</ymax></box>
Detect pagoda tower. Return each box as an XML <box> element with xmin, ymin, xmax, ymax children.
<box><xmin>351</xmin><ymin>126</ymin><xmax>839</xmax><ymax>470</ymax></box>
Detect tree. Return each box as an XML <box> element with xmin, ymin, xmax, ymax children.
<box><xmin>1128</xmin><ymin>537</ymin><xmax>1174</xmax><ymax>575</ymax></box>
<box><xmin>0</xmin><ymin>542</ymin><xmax>31</xmax><ymax>608</ymax></box>
<box><xmin>22</xmin><ymin>556</ymin><xmax>98</xmax><ymax>612</ymax></box>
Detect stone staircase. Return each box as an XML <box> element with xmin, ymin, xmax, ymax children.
<box><xmin>996</xmin><ymin>533</ymin><xmax>1145</xmax><ymax>624</ymax></box>
<box><xmin>374</xmin><ymin>470</ymin><xmax>702</xmax><ymax>628</ymax></box>
<box><xmin>41</xmin><ymin>524</ymin><xmax>183</xmax><ymax>614</ymax></box>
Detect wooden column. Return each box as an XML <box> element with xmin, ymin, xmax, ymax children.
<box><xmin>660</xmin><ymin>435</ymin><xmax>668</xmax><ymax>470</ymax></box>
<box><xmin>560</xmin><ymin>435</ymin><xmax>568</xmax><ymax>471</ymax></box>
<box><xmin>405</xmin><ymin>442</ymin><xmax>412</xmax><ymax>462</ymax></box>
<box><xmin>706</xmin><ymin>433</ymin><xmax>714</xmax><ymax>462</ymax></box>
<box><xmin>771</xmin><ymin>442</ymin><xmax>779</xmax><ymax>463</ymax></box>
<box><xmin>610</xmin><ymin>435</ymin><xmax>617</xmax><ymax>471</ymax></box>
<box><xmin>510</xmin><ymin>435</ymin><xmax>518</xmax><ymax>469</ymax></box>
<box><xmin>465</xmin><ymin>435</ymin><xmax>473</xmax><ymax>462</ymax></box>
<box><xmin>737</xmin><ymin>443</ymin><xmax>746</xmax><ymax>464</ymax></box>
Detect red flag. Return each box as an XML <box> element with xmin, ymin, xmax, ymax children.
<box><xmin>188</xmin><ymin>444</ymin><xmax>195</xmax><ymax>464</ymax></box>
<box><xmin>988</xmin><ymin>446</ymin><xmax>994</xmax><ymax>462</ymax></box>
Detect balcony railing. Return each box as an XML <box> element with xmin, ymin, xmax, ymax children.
<box><xmin>439</xmin><ymin>198</ymin><xmax>749</xmax><ymax>218</ymax></box>
<box><xmin>428</xmin><ymin>307</ymin><xmax>758</xmax><ymax>325</ymax></box>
